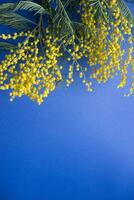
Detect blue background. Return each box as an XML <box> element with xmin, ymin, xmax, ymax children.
<box><xmin>0</xmin><ymin>1</ymin><xmax>134</xmax><ymax>200</ymax></box>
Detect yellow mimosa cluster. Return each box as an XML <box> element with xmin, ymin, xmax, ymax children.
<box><xmin>0</xmin><ymin>0</ymin><xmax>133</xmax><ymax>104</ymax></box>
<box><xmin>79</xmin><ymin>0</ymin><xmax>134</xmax><ymax>91</ymax></box>
<box><xmin>0</xmin><ymin>31</ymin><xmax>62</xmax><ymax>104</ymax></box>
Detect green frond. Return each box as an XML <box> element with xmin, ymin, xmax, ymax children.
<box><xmin>0</xmin><ymin>3</ymin><xmax>16</xmax><ymax>13</ymax></box>
<box><xmin>0</xmin><ymin>13</ymin><xmax>37</xmax><ymax>30</ymax></box>
<box><xmin>0</xmin><ymin>42</ymin><xmax>17</xmax><ymax>51</ymax></box>
<box><xmin>72</xmin><ymin>22</ymin><xmax>91</xmax><ymax>38</ymax></box>
<box><xmin>52</xmin><ymin>0</ymin><xmax>75</xmax><ymax>39</ymax></box>
<box><xmin>0</xmin><ymin>0</ymin><xmax>33</xmax><ymax>13</ymax></box>
<box><xmin>64</xmin><ymin>0</ymin><xmax>81</xmax><ymax>10</ymax></box>
<box><xmin>14</xmin><ymin>1</ymin><xmax>49</xmax><ymax>15</ymax></box>
<box><xmin>118</xmin><ymin>0</ymin><xmax>134</xmax><ymax>25</ymax></box>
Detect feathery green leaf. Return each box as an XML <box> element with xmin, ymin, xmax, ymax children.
<box><xmin>118</xmin><ymin>0</ymin><xmax>134</xmax><ymax>25</ymax></box>
<box><xmin>0</xmin><ymin>13</ymin><xmax>37</xmax><ymax>30</ymax></box>
<box><xmin>0</xmin><ymin>3</ymin><xmax>16</xmax><ymax>13</ymax></box>
<box><xmin>0</xmin><ymin>42</ymin><xmax>17</xmax><ymax>50</ymax></box>
<box><xmin>14</xmin><ymin>1</ymin><xmax>49</xmax><ymax>15</ymax></box>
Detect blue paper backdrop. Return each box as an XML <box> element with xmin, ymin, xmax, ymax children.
<box><xmin>0</xmin><ymin>1</ymin><xmax>134</xmax><ymax>200</ymax></box>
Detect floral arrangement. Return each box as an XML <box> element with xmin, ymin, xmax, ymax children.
<box><xmin>0</xmin><ymin>0</ymin><xmax>133</xmax><ymax>104</ymax></box>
